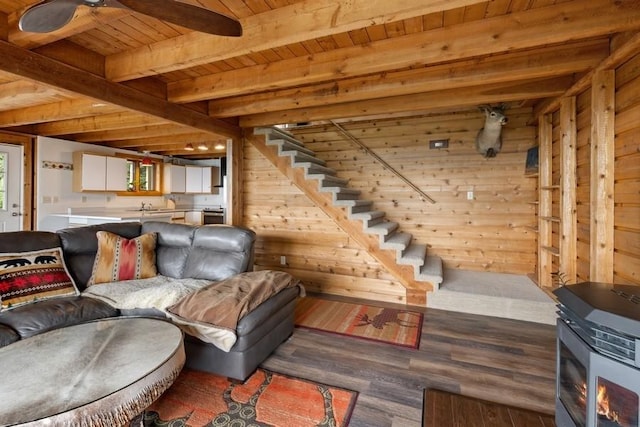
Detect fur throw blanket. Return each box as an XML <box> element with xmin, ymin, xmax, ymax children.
<box><xmin>82</xmin><ymin>270</ymin><xmax>302</xmax><ymax>352</ymax></box>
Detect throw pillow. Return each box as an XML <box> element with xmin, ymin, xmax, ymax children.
<box><xmin>0</xmin><ymin>247</ymin><xmax>79</xmax><ymax>311</ymax></box>
<box><xmin>88</xmin><ymin>231</ymin><xmax>158</xmax><ymax>286</ymax></box>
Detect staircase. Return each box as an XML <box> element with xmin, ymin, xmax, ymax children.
<box><xmin>252</xmin><ymin>127</ymin><xmax>443</xmax><ymax>305</ymax></box>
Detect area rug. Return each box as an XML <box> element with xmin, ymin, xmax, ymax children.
<box><xmin>143</xmin><ymin>368</ymin><xmax>357</xmax><ymax>427</ymax></box>
<box><xmin>295</xmin><ymin>297</ymin><xmax>423</xmax><ymax>349</ymax></box>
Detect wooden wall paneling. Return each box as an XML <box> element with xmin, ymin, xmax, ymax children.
<box><xmin>575</xmin><ymin>89</ymin><xmax>592</xmax><ymax>282</ymax></box>
<box><xmin>560</xmin><ymin>97</ymin><xmax>578</xmax><ymax>284</ymax></box>
<box><xmin>590</xmin><ymin>70</ymin><xmax>615</xmax><ymax>283</ymax></box>
<box><xmin>538</xmin><ymin>114</ymin><xmax>553</xmax><ymax>288</ymax></box>
<box><xmin>613</xmin><ymin>54</ymin><xmax>640</xmax><ymax>285</ymax></box>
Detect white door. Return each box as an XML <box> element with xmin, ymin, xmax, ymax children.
<box><xmin>0</xmin><ymin>144</ymin><xmax>24</xmax><ymax>232</ymax></box>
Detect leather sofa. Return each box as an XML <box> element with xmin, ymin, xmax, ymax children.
<box><xmin>0</xmin><ymin>222</ymin><xmax>300</xmax><ymax>380</ymax></box>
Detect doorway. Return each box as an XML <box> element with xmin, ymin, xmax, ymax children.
<box><xmin>0</xmin><ymin>143</ymin><xmax>25</xmax><ymax>232</ymax></box>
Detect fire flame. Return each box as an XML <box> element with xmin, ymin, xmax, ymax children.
<box><xmin>576</xmin><ymin>382</ymin><xmax>621</xmax><ymax>423</ymax></box>
<box><xmin>597</xmin><ymin>384</ymin><xmax>620</xmax><ymax>423</ymax></box>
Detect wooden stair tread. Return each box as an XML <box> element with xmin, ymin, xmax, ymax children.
<box><xmin>417</xmin><ymin>256</ymin><xmax>444</xmax><ymax>285</ymax></box>
<box><xmin>398</xmin><ymin>243</ymin><xmax>426</xmax><ymax>266</ymax></box>
<box><xmin>381</xmin><ymin>231</ymin><xmax>412</xmax><ymax>250</ymax></box>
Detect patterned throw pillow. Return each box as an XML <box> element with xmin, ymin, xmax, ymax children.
<box><xmin>88</xmin><ymin>231</ymin><xmax>158</xmax><ymax>285</ymax></box>
<box><xmin>0</xmin><ymin>248</ymin><xmax>79</xmax><ymax>311</ymax></box>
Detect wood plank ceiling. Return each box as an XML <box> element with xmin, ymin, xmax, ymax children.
<box><xmin>0</xmin><ymin>0</ymin><xmax>637</xmax><ymax>159</ymax></box>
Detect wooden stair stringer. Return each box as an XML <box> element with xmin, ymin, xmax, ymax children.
<box><xmin>249</xmin><ymin>130</ymin><xmax>436</xmax><ymax>305</ymax></box>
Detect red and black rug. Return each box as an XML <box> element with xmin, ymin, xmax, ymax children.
<box><xmin>143</xmin><ymin>368</ymin><xmax>357</xmax><ymax>427</ymax></box>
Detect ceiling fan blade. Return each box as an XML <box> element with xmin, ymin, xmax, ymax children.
<box><xmin>115</xmin><ymin>0</ymin><xmax>242</xmax><ymax>37</ymax></box>
<box><xmin>19</xmin><ymin>0</ymin><xmax>83</xmax><ymax>33</ymax></box>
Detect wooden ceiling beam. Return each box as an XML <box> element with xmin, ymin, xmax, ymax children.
<box><xmin>101</xmin><ymin>132</ymin><xmax>218</xmax><ymax>148</ymax></box>
<box><xmin>208</xmin><ymin>39</ymin><xmax>608</xmax><ymax>117</ymax></box>
<box><xmin>169</xmin><ymin>0</ymin><xmax>639</xmax><ymax>103</ymax></box>
<box><xmin>0</xmin><ymin>98</ymin><xmax>122</xmax><ymax>126</ymax></box>
<box><xmin>30</xmin><ymin>112</ymin><xmax>168</xmax><ymax>136</ymax></box>
<box><xmin>105</xmin><ymin>0</ymin><xmax>488</xmax><ymax>82</ymax></box>
<box><xmin>240</xmin><ymin>76</ymin><xmax>574</xmax><ymax>127</ymax></box>
<box><xmin>0</xmin><ymin>80</ymin><xmax>69</xmax><ymax>110</ymax></box>
<box><xmin>67</xmin><ymin>123</ymin><xmax>199</xmax><ymax>143</ymax></box>
<box><xmin>0</xmin><ymin>39</ymin><xmax>241</xmax><ymax>139</ymax></box>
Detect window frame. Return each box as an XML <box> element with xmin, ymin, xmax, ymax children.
<box><xmin>115</xmin><ymin>153</ymin><xmax>164</xmax><ymax>197</ymax></box>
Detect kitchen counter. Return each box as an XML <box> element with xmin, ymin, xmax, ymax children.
<box><xmin>52</xmin><ymin>208</ymin><xmax>207</xmax><ymax>227</ymax></box>
<box><xmin>52</xmin><ymin>205</ymin><xmax>224</xmax><ymax>227</ymax></box>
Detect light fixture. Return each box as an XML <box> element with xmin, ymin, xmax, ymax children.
<box><xmin>214</xmin><ymin>143</ymin><xmax>225</xmax><ymax>150</ymax></box>
<box><xmin>197</xmin><ymin>143</ymin><xmax>208</xmax><ymax>151</ymax></box>
<box><xmin>140</xmin><ymin>151</ymin><xmax>153</xmax><ymax>167</ymax></box>
<box><xmin>184</xmin><ymin>143</ymin><xmax>195</xmax><ymax>151</ymax></box>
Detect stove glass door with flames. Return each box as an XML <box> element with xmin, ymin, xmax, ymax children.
<box><xmin>560</xmin><ymin>341</ymin><xmax>588</xmax><ymax>426</ymax></box>
<box><xmin>596</xmin><ymin>377</ymin><xmax>638</xmax><ymax>427</ymax></box>
<box><xmin>558</xmin><ymin>321</ymin><xmax>640</xmax><ymax>427</ymax></box>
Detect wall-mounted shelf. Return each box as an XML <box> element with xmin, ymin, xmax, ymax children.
<box><xmin>540</xmin><ymin>185</ymin><xmax>560</xmax><ymax>190</ymax></box>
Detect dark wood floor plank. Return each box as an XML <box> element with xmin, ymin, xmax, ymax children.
<box><xmin>481</xmin><ymin>402</ymin><xmax>513</xmax><ymax>426</ymax></box>
<box><xmin>424</xmin><ymin>389</ymin><xmax>556</xmax><ymax>427</ymax></box>
<box><xmin>260</xmin><ymin>297</ymin><xmax>557</xmax><ymax>427</ymax></box>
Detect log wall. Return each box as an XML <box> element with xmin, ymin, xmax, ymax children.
<box><xmin>575</xmin><ymin>90</ymin><xmax>592</xmax><ymax>282</ymax></box>
<box><xmin>547</xmin><ymin>51</ymin><xmax>640</xmax><ymax>286</ymax></box>
<box><xmin>244</xmin><ymin>108</ymin><xmax>538</xmax><ymax>304</ymax></box>
<box><xmin>613</xmin><ymin>54</ymin><xmax>640</xmax><ymax>285</ymax></box>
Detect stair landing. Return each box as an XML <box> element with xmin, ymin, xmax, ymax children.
<box><xmin>427</xmin><ymin>269</ymin><xmax>556</xmax><ymax>324</ymax></box>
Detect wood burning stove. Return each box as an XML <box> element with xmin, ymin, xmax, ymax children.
<box><xmin>554</xmin><ymin>282</ymin><xmax>640</xmax><ymax>427</ymax></box>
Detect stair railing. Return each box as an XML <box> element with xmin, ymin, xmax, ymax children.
<box><xmin>329</xmin><ymin>120</ymin><xmax>436</xmax><ymax>204</ymax></box>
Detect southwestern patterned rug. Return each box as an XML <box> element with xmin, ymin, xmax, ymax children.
<box><xmin>295</xmin><ymin>297</ymin><xmax>423</xmax><ymax>349</ymax></box>
<box><xmin>143</xmin><ymin>368</ymin><xmax>357</xmax><ymax>427</ymax></box>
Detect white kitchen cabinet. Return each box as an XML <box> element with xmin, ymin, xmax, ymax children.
<box><xmin>105</xmin><ymin>157</ymin><xmax>128</xmax><ymax>191</ymax></box>
<box><xmin>201</xmin><ymin>167</ymin><xmax>212</xmax><ymax>193</ymax></box>
<box><xmin>185</xmin><ymin>166</ymin><xmax>201</xmax><ymax>193</ymax></box>
<box><xmin>185</xmin><ymin>166</ymin><xmax>212</xmax><ymax>193</ymax></box>
<box><xmin>163</xmin><ymin>165</ymin><xmax>186</xmax><ymax>193</ymax></box>
<box><xmin>73</xmin><ymin>152</ymin><xmax>127</xmax><ymax>192</ymax></box>
<box><xmin>185</xmin><ymin>210</ymin><xmax>203</xmax><ymax>225</ymax></box>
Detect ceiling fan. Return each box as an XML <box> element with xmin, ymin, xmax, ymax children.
<box><xmin>18</xmin><ymin>0</ymin><xmax>242</xmax><ymax>37</ymax></box>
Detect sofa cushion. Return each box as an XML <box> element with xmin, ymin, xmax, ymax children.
<box><xmin>0</xmin><ymin>323</ymin><xmax>19</xmax><ymax>347</ymax></box>
<box><xmin>57</xmin><ymin>222</ymin><xmax>142</xmax><ymax>290</ymax></box>
<box><xmin>0</xmin><ymin>296</ymin><xmax>118</xmax><ymax>339</ymax></box>
<box><xmin>183</xmin><ymin>225</ymin><xmax>256</xmax><ymax>281</ymax></box>
<box><xmin>88</xmin><ymin>231</ymin><xmax>158</xmax><ymax>285</ymax></box>
<box><xmin>0</xmin><ymin>248</ymin><xmax>79</xmax><ymax>311</ymax></box>
<box><xmin>0</xmin><ymin>231</ymin><xmax>60</xmax><ymax>253</ymax></box>
<box><xmin>141</xmin><ymin>222</ymin><xmax>195</xmax><ymax>278</ymax></box>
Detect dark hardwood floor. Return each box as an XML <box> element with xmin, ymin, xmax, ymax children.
<box><xmin>260</xmin><ymin>294</ymin><xmax>557</xmax><ymax>427</ymax></box>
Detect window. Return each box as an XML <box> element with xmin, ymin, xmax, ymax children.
<box><xmin>120</xmin><ymin>157</ymin><xmax>162</xmax><ymax>196</ymax></box>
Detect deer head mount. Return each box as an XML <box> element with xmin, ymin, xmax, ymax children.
<box><xmin>475</xmin><ymin>104</ymin><xmax>508</xmax><ymax>158</ymax></box>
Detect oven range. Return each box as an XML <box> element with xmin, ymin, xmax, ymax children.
<box><xmin>202</xmin><ymin>207</ymin><xmax>224</xmax><ymax>224</ymax></box>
